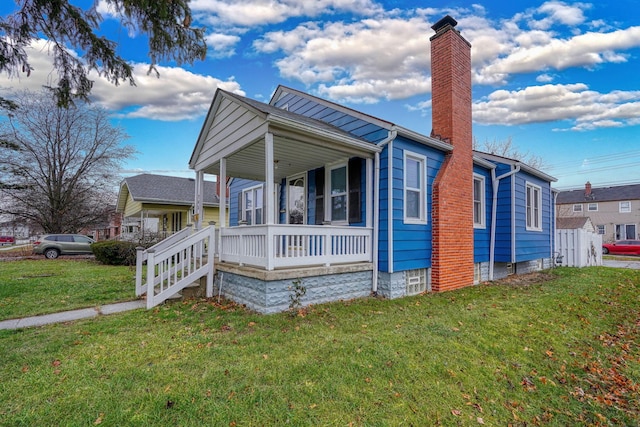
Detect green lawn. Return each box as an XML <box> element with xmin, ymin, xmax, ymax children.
<box><xmin>0</xmin><ymin>265</ymin><xmax>638</xmax><ymax>425</ymax></box>
<box><xmin>0</xmin><ymin>259</ymin><xmax>136</xmax><ymax>320</ymax></box>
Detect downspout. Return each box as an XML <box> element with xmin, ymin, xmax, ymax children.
<box><xmin>552</xmin><ymin>190</ymin><xmax>558</xmax><ymax>265</ymax></box>
<box><xmin>372</xmin><ymin>129</ymin><xmax>397</xmax><ymax>294</ymax></box>
<box><xmin>489</xmin><ymin>164</ymin><xmax>520</xmax><ymax>280</ymax></box>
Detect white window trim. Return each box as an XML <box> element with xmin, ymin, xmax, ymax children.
<box><xmin>588</xmin><ymin>203</ymin><xmax>598</xmax><ymax>212</ymax></box>
<box><xmin>526</xmin><ymin>182</ymin><xmax>543</xmax><ymax>232</ymax></box>
<box><xmin>573</xmin><ymin>204</ymin><xmax>583</xmax><ymax>212</ymax></box>
<box><xmin>473</xmin><ymin>174</ymin><xmax>486</xmax><ymax>229</ymax></box>
<box><xmin>241</xmin><ymin>184</ymin><xmax>264</xmax><ymax>225</ymax></box>
<box><xmin>619</xmin><ymin>201</ymin><xmax>631</xmax><ymax>213</ymax></box>
<box><xmin>403</xmin><ymin>151</ymin><xmax>427</xmax><ymax>224</ymax></box>
<box><xmin>325</xmin><ymin>162</ymin><xmax>348</xmax><ymax>225</ymax></box>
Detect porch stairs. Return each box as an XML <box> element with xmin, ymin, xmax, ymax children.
<box><xmin>135</xmin><ymin>224</ymin><xmax>216</xmax><ymax>308</ymax></box>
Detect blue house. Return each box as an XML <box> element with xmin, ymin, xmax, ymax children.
<box><xmin>179</xmin><ymin>16</ymin><xmax>557</xmax><ymax>313</ymax></box>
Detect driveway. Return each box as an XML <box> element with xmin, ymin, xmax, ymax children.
<box><xmin>603</xmin><ymin>257</ymin><xmax>640</xmax><ymax>270</ymax></box>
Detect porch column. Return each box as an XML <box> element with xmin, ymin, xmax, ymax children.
<box><xmin>265</xmin><ymin>132</ymin><xmax>275</xmax><ymax>225</ymax></box>
<box><xmin>219</xmin><ymin>158</ymin><xmax>227</xmax><ymax>228</ymax></box>
<box><xmin>194</xmin><ymin>170</ymin><xmax>204</xmax><ymax>230</ymax></box>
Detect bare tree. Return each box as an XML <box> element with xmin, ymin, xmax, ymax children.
<box><xmin>473</xmin><ymin>136</ymin><xmax>544</xmax><ymax>170</ymax></box>
<box><xmin>0</xmin><ymin>0</ymin><xmax>206</xmax><ymax>106</ymax></box>
<box><xmin>0</xmin><ymin>90</ymin><xmax>135</xmax><ymax>233</ymax></box>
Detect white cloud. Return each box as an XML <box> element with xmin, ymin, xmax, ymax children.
<box><xmin>0</xmin><ymin>39</ymin><xmax>244</xmax><ymax>122</ymax></box>
<box><xmin>191</xmin><ymin>0</ymin><xmax>384</xmax><ymax>27</ymax></box>
<box><xmin>528</xmin><ymin>1</ymin><xmax>590</xmax><ymax>30</ymax></box>
<box><xmin>205</xmin><ymin>33</ymin><xmax>241</xmax><ymax>58</ymax></box>
<box><xmin>536</xmin><ymin>73</ymin><xmax>555</xmax><ymax>83</ymax></box>
<box><xmin>473</xmin><ymin>83</ymin><xmax>640</xmax><ymax>130</ymax></box>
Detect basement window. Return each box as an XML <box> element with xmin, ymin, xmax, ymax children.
<box><xmin>506</xmin><ymin>263</ymin><xmax>514</xmax><ymax>276</ymax></box>
<box><xmin>406</xmin><ymin>269</ymin><xmax>428</xmax><ymax>295</ymax></box>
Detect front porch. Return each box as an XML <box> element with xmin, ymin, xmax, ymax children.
<box><xmin>219</xmin><ymin>224</ymin><xmax>372</xmax><ymax>270</ymax></box>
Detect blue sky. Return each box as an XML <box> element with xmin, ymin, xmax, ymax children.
<box><xmin>1</xmin><ymin>0</ymin><xmax>639</xmax><ymax>190</ymax></box>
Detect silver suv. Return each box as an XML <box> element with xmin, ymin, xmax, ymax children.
<box><xmin>33</xmin><ymin>234</ymin><xmax>95</xmax><ymax>259</ymax></box>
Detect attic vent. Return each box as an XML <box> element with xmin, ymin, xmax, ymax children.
<box><xmin>281</xmin><ymin>103</ymin><xmax>289</xmax><ymax>111</ymax></box>
<box><xmin>406</xmin><ymin>269</ymin><xmax>428</xmax><ymax>295</ymax></box>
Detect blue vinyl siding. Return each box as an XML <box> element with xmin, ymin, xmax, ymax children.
<box><xmin>514</xmin><ymin>172</ymin><xmax>553</xmax><ymax>262</ymax></box>
<box><xmin>390</xmin><ymin>137</ymin><xmax>445</xmax><ymax>272</ymax></box>
<box><xmin>493</xmin><ymin>163</ymin><xmax>514</xmax><ymax>263</ymax></box>
<box><xmin>229</xmin><ymin>178</ymin><xmax>264</xmax><ymax>226</ymax></box>
<box><xmin>473</xmin><ymin>165</ymin><xmax>492</xmax><ymax>263</ymax></box>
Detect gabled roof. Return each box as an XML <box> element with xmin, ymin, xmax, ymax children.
<box><xmin>556</xmin><ymin>217</ymin><xmax>594</xmax><ymax>230</ymax></box>
<box><xmin>556</xmin><ymin>183</ymin><xmax>640</xmax><ymax>204</ymax></box>
<box><xmin>116</xmin><ymin>174</ymin><xmax>220</xmax><ymax>213</ymax></box>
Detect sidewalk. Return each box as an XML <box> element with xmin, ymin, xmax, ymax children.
<box><xmin>0</xmin><ymin>300</ymin><xmax>146</xmax><ymax>330</ymax></box>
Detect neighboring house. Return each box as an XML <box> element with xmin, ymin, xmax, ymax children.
<box><xmin>177</xmin><ymin>16</ymin><xmax>557</xmax><ymax>313</ymax></box>
<box><xmin>116</xmin><ymin>174</ymin><xmax>227</xmax><ymax>240</ymax></box>
<box><xmin>556</xmin><ymin>181</ymin><xmax>640</xmax><ymax>243</ymax></box>
<box><xmin>82</xmin><ymin>208</ymin><xmax>123</xmax><ymax>241</ymax></box>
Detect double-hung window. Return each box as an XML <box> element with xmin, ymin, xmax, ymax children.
<box><xmin>473</xmin><ymin>174</ymin><xmax>485</xmax><ymax>228</ymax></box>
<box><xmin>526</xmin><ymin>182</ymin><xmax>542</xmax><ymax>231</ymax></box>
<box><xmin>404</xmin><ymin>152</ymin><xmax>426</xmax><ymax>223</ymax></box>
<box><xmin>242</xmin><ymin>185</ymin><xmax>263</xmax><ymax>225</ymax></box>
<box><xmin>573</xmin><ymin>204</ymin><xmax>582</xmax><ymax>213</ymax></box>
<box><xmin>619</xmin><ymin>201</ymin><xmax>631</xmax><ymax>213</ymax></box>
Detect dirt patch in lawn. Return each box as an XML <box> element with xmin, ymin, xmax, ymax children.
<box><xmin>490</xmin><ymin>271</ymin><xmax>557</xmax><ymax>286</ymax></box>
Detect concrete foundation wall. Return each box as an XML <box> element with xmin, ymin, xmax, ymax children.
<box><xmin>220</xmin><ymin>270</ymin><xmax>373</xmax><ymax>314</ymax></box>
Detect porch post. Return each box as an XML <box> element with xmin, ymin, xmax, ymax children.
<box><xmin>194</xmin><ymin>170</ymin><xmax>204</xmax><ymax>230</ymax></box>
<box><xmin>265</xmin><ymin>132</ymin><xmax>275</xmax><ymax>225</ymax></box>
<box><xmin>219</xmin><ymin>158</ymin><xmax>227</xmax><ymax>228</ymax></box>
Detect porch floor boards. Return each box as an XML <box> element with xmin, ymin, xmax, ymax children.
<box><xmin>214</xmin><ymin>259</ymin><xmax>373</xmax><ymax>281</ymax></box>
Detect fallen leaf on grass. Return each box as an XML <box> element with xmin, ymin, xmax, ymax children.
<box><xmin>477</xmin><ymin>417</ymin><xmax>485</xmax><ymax>424</ymax></box>
<box><xmin>451</xmin><ymin>409</ymin><xmax>461</xmax><ymax>416</ymax></box>
<box><xmin>94</xmin><ymin>413</ymin><xmax>104</xmax><ymax>424</ymax></box>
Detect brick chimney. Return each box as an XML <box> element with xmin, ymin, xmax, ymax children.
<box><xmin>584</xmin><ymin>181</ymin><xmax>592</xmax><ymax>197</ymax></box>
<box><xmin>430</xmin><ymin>16</ymin><xmax>474</xmax><ymax>292</ymax></box>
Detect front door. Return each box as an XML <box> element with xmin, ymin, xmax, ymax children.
<box><xmin>287</xmin><ymin>174</ymin><xmax>306</xmax><ymax>224</ymax></box>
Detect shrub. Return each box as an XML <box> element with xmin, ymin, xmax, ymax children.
<box><xmin>91</xmin><ymin>240</ymin><xmax>138</xmax><ymax>266</ymax></box>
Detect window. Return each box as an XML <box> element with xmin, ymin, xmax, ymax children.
<box><xmin>619</xmin><ymin>201</ymin><xmax>631</xmax><ymax>213</ymax></box>
<box><xmin>597</xmin><ymin>225</ymin><xmax>605</xmax><ymax>235</ymax></box>
<box><xmin>329</xmin><ymin>164</ymin><xmax>347</xmax><ymax>223</ymax></box>
<box><xmin>616</xmin><ymin>224</ymin><xmax>636</xmax><ymax>240</ymax></box>
<box><xmin>526</xmin><ymin>183</ymin><xmax>542</xmax><ymax>231</ymax></box>
<box><xmin>241</xmin><ymin>185</ymin><xmax>264</xmax><ymax>225</ymax></box>
<box><xmin>404</xmin><ymin>152</ymin><xmax>426</xmax><ymax>223</ymax></box>
<box><xmin>473</xmin><ymin>175</ymin><xmax>485</xmax><ymax>228</ymax></box>
<box><xmin>406</xmin><ymin>269</ymin><xmax>428</xmax><ymax>295</ymax></box>
<box><xmin>573</xmin><ymin>204</ymin><xmax>583</xmax><ymax>212</ymax></box>
<box><xmin>315</xmin><ymin>159</ymin><xmax>362</xmax><ymax>225</ymax></box>
<box><xmin>588</xmin><ymin>203</ymin><xmax>598</xmax><ymax>211</ymax></box>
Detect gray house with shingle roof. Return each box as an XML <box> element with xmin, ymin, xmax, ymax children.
<box><xmin>116</xmin><ymin>174</ymin><xmax>227</xmax><ymax>238</ymax></box>
<box><xmin>556</xmin><ymin>181</ymin><xmax>640</xmax><ymax>243</ymax></box>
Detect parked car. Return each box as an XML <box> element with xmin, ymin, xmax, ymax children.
<box><xmin>0</xmin><ymin>236</ymin><xmax>15</xmax><ymax>246</ymax></box>
<box><xmin>602</xmin><ymin>240</ymin><xmax>640</xmax><ymax>255</ymax></box>
<box><xmin>32</xmin><ymin>234</ymin><xmax>95</xmax><ymax>259</ymax></box>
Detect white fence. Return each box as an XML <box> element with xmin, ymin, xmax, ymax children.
<box><xmin>555</xmin><ymin>229</ymin><xmax>602</xmax><ymax>267</ymax></box>
<box><xmin>220</xmin><ymin>224</ymin><xmax>372</xmax><ymax>270</ymax></box>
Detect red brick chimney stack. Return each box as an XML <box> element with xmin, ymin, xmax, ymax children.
<box><xmin>585</xmin><ymin>181</ymin><xmax>592</xmax><ymax>197</ymax></box>
<box><xmin>430</xmin><ymin>16</ymin><xmax>474</xmax><ymax>292</ymax></box>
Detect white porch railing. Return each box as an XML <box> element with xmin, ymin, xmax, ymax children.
<box><xmin>219</xmin><ymin>224</ymin><xmax>372</xmax><ymax>270</ymax></box>
<box><xmin>136</xmin><ymin>224</ymin><xmax>216</xmax><ymax>308</ymax></box>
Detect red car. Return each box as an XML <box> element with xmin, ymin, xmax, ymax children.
<box><xmin>602</xmin><ymin>240</ymin><xmax>640</xmax><ymax>255</ymax></box>
<box><xmin>0</xmin><ymin>236</ymin><xmax>15</xmax><ymax>246</ymax></box>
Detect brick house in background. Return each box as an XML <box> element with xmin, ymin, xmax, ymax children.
<box><xmin>556</xmin><ymin>181</ymin><xmax>640</xmax><ymax>243</ymax></box>
<box><xmin>147</xmin><ymin>16</ymin><xmax>557</xmax><ymax>313</ymax></box>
